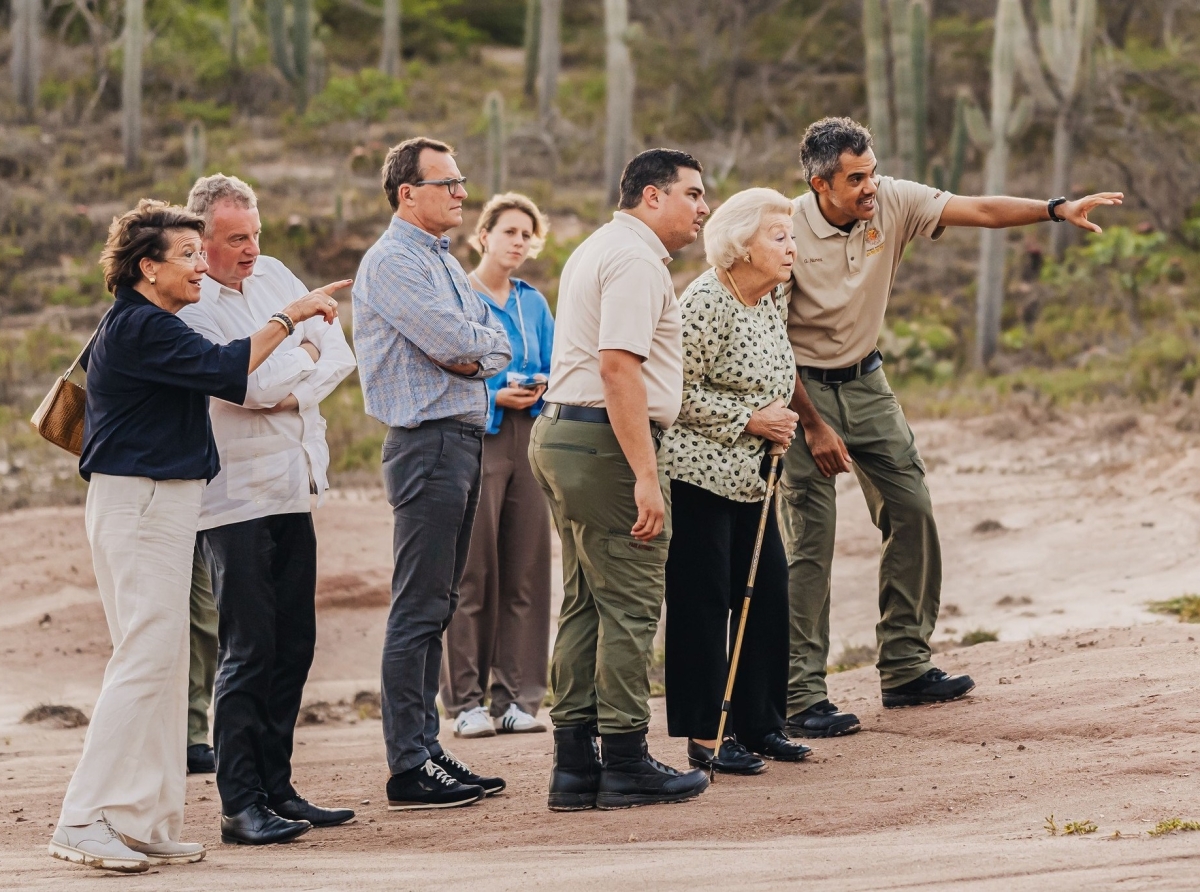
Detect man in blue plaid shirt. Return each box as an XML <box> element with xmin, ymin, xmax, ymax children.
<box><xmin>353</xmin><ymin>137</ymin><xmax>511</xmax><ymax>811</ymax></box>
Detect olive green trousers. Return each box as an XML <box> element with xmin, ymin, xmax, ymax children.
<box><xmin>778</xmin><ymin>367</ymin><xmax>940</xmax><ymax>714</ymax></box>
<box><xmin>188</xmin><ymin>543</ymin><xmax>219</xmax><ymax>747</ymax></box>
<box><xmin>528</xmin><ymin>413</ymin><xmax>671</xmax><ymax>735</ymax></box>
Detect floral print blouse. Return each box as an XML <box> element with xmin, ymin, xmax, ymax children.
<box><xmin>660</xmin><ymin>267</ymin><xmax>796</xmax><ymax>502</ymax></box>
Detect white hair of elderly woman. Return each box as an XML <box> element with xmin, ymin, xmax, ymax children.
<box><xmin>703</xmin><ymin>187</ymin><xmax>794</xmax><ymax>270</ymax></box>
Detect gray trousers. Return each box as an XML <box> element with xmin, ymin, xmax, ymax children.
<box><xmin>380</xmin><ymin>419</ymin><xmax>484</xmax><ymax>775</ymax></box>
<box><xmin>440</xmin><ymin>410</ymin><xmax>552</xmax><ymax>718</ymax></box>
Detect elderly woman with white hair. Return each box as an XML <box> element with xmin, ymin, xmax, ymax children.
<box><xmin>661</xmin><ymin>187</ymin><xmax>810</xmax><ymax>774</ymax></box>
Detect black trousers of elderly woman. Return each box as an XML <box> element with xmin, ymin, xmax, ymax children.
<box><xmin>664</xmin><ymin>478</ymin><xmax>789</xmax><ymax>742</ymax></box>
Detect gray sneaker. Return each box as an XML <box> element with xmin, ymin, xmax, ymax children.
<box><xmin>124</xmin><ymin>838</ymin><xmax>206</xmax><ymax>865</ymax></box>
<box><xmin>48</xmin><ymin>818</ymin><xmax>150</xmax><ymax>873</ymax></box>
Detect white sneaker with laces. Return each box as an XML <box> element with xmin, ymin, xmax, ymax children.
<box><xmin>124</xmin><ymin>838</ymin><xmax>206</xmax><ymax>865</ymax></box>
<box><xmin>453</xmin><ymin>705</ymin><xmax>497</xmax><ymax>739</ymax></box>
<box><xmin>493</xmin><ymin>703</ymin><xmax>547</xmax><ymax>734</ymax></box>
<box><xmin>48</xmin><ymin>818</ymin><xmax>150</xmax><ymax>873</ymax></box>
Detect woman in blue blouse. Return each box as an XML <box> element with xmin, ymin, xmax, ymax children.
<box><xmin>440</xmin><ymin>193</ymin><xmax>555</xmax><ymax>739</ymax></box>
<box><xmin>50</xmin><ymin>200</ymin><xmax>341</xmax><ymax>873</ymax></box>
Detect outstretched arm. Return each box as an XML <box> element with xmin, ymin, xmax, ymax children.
<box><xmin>938</xmin><ymin>192</ymin><xmax>1123</xmax><ymax>231</ymax></box>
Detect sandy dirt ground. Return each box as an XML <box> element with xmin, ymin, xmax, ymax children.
<box><xmin>2</xmin><ymin>409</ymin><xmax>1199</xmax><ymax>889</ymax></box>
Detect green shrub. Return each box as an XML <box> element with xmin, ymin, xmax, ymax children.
<box><xmin>303</xmin><ymin>69</ymin><xmax>407</xmax><ymax>127</ymax></box>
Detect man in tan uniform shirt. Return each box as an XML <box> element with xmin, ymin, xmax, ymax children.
<box><xmin>781</xmin><ymin>117</ymin><xmax>1122</xmax><ymax>737</ymax></box>
<box><xmin>530</xmin><ymin>149</ymin><xmax>712</xmax><ymax>811</ymax></box>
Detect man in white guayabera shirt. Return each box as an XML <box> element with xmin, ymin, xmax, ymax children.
<box><xmin>178</xmin><ymin>175</ymin><xmax>357</xmax><ymax>846</ymax></box>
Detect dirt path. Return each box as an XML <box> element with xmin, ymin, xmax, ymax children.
<box><xmin>2</xmin><ymin>409</ymin><xmax>1199</xmax><ymax>889</ymax></box>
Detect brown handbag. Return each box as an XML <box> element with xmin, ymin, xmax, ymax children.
<box><xmin>29</xmin><ymin>314</ymin><xmax>107</xmax><ymax>457</ymax></box>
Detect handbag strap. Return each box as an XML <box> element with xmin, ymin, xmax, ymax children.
<box><xmin>62</xmin><ymin>305</ymin><xmax>113</xmax><ymax>379</ymax></box>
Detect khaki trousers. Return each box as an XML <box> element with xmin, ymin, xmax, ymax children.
<box><xmin>440</xmin><ymin>410</ymin><xmax>552</xmax><ymax>718</ymax></box>
<box><xmin>59</xmin><ymin>474</ymin><xmax>202</xmax><ymax>843</ymax></box>
<box><xmin>528</xmin><ymin>413</ymin><xmax>671</xmax><ymax>735</ymax></box>
<box><xmin>779</xmin><ymin>367</ymin><xmax>940</xmax><ymax>713</ymax></box>
<box><xmin>187</xmin><ymin>543</ymin><xmax>218</xmax><ymax>747</ymax></box>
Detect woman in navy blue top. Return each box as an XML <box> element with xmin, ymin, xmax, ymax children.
<box><xmin>51</xmin><ymin>200</ymin><xmax>341</xmax><ymax>874</ymax></box>
<box><xmin>440</xmin><ymin>193</ymin><xmax>556</xmax><ymax>738</ymax></box>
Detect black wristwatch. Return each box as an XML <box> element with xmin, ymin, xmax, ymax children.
<box><xmin>1047</xmin><ymin>197</ymin><xmax>1068</xmax><ymax>222</ymax></box>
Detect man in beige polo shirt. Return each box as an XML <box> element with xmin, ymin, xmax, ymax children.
<box><xmin>781</xmin><ymin>117</ymin><xmax>1122</xmax><ymax>737</ymax></box>
<box><xmin>530</xmin><ymin>148</ymin><xmax>711</xmax><ymax>811</ymax></box>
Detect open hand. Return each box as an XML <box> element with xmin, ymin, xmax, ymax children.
<box><xmin>1061</xmin><ymin>193</ymin><xmax>1124</xmax><ymax>233</ymax></box>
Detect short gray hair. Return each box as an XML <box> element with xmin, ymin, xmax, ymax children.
<box><xmin>703</xmin><ymin>188</ymin><xmax>794</xmax><ymax>270</ymax></box>
<box><xmin>799</xmin><ymin>117</ymin><xmax>874</xmax><ymax>186</ymax></box>
<box><xmin>186</xmin><ymin>173</ymin><xmax>258</xmax><ymax>226</ymax></box>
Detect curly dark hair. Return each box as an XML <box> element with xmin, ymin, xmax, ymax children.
<box><xmin>799</xmin><ymin>117</ymin><xmax>874</xmax><ymax>186</ymax></box>
<box><xmin>99</xmin><ymin>199</ymin><xmax>205</xmax><ymax>293</ymax></box>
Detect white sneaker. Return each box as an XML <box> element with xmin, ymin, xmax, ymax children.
<box><xmin>493</xmin><ymin>703</ymin><xmax>547</xmax><ymax>734</ymax></box>
<box><xmin>453</xmin><ymin>706</ymin><xmax>497</xmax><ymax>739</ymax></box>
<box><xmin>124</xmin><ymin>838</ymin><xmax>206</xmax><ymax>865</ymax></box>
<box><xmin>48</xmin><ymin>818</ymin><xmax>149</xmax><ymax>873</ymax></box>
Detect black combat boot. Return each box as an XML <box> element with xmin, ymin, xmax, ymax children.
<box><xmin>596</xmin><ymin>730</ymin><xmax>710</xmax><ymax>810</ymax></box>
<box><xmin>547</xmin><ymin>723</ymin><xmax>602</xmax><ymax>811</ymax></box>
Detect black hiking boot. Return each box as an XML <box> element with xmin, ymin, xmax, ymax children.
<box><xmin>882</xmin><ymin>668</ymin><xmax>976</xmax><ymax>708</ymax></box>
<box><xmin>595</xmin><ymin>730</ymin><xmax>709</xmax><ymax>810</ymax></box>
<box><xmin>786</xmin><ymin>700</ymin><xmax>862</xmax><ymax>738</ymax></box>
<box><xmin>547</xmin><ymin>723</ymin><xmax>602</xmax><ymax>811</ymax></box>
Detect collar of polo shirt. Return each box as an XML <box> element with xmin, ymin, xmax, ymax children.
<box><xmin>802</xmin><ymin>193</ymin><xmax>856</xmax><ymax>239</ymax></box>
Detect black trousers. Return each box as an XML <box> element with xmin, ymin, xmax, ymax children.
<box><xmin>201</xmin><ymin>513</ymin><xmax>317</xmax><ymax>816</ymax></box>
<box><xmin>664</xmin><ymin>478</ymin><xmax>788</xmax><ymax>742</ymax></box>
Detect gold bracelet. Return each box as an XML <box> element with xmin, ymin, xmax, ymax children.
<box><xmin>269</xmin><ymin>314</ymin><xmax>294</xmax><ymax>335</ymax></box>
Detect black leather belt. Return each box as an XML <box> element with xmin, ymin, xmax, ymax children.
<box><xmin>545</xmin><ymin>403</ymin><xmax>664</xmax><ymax>440</ymax></box>
<box><xmin>799</xmin><ymin>349</ymin><xmax>883</xmax><ymax>384</ymax></box>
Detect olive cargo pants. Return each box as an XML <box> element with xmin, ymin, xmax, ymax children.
<box><xmin>528</xmin><ymin>412</ymin><xmax>671</xmax><ymax>735</ymax></box>
<box><xmin>778</xmin><ymin>366</ymin><xmax>940</xmax><ymax>714</ymax></box>
<box><xmin>188</xmin><ymin>542</ymin><xmax>218</xmax><ymax>747</ymax></box>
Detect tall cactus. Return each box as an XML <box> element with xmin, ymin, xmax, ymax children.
<box><xmin>122</xmin><ymin>0</ymin><xmax>145</xmax><ymax>172</ymax></box>
<box><xmin>229</xmin><ymin>0</ymin><xmax>242</xmax><ymax>70</ymax></box>
<box><xmin>863</xmin><ymin>0</ymin><xmax>929</xmax><ymax>180</ymax></box>
<box><xmin>268</xmin><ymin>0</ymin><xmax>312</xmax><ymax>113</ymax></box>
<box><xmin>603</xmin><ymin>0</ymin><xmax>634</xmax><ymax>206</ymax></box>
<box><xmin>537</xmin><ymin>0</ymin><xmax>561</xmax><ymax>129</ymax></box>
<box><xmin>485</xmin><ymin>92</ymin><xmax>506</xmax><ymax>198</ymax></box>
<box><xmin>186</xmin><ymin>120</ymin><xmax>207</xmax><ymax>180</ymax></box>
<box><xmin>965</xmin><ymin>0</ymin><xmax>1034</xmax><ymax>368</ymax></box>
<box><xmin>523</xmin><ymin>0</ymin><xmax>540</xmax><ymax>99</ymax></box>
<box><xmin>11</xmin><ymin>0</ymin><xmax>41</xmax><ymax>121</ymax></box>
<box><xmin>931</xmin><ymin>92</ymin><xmax>968</xmax><ymax>194</ymax></box>
<box><xmin>380</xmin><ymin>0</ymin><xmax>401</xmax><ymax>78</ymax></box>
<box><xmin>1014</xmin><ymin>0</ymin><xmax>1096</xmax><ymax>259</ymax></box>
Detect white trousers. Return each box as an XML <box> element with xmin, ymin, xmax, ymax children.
<box><xmin>58</xmin><ymin>474</ymin><xmax>203</xmax><ymax>843</ymax></box>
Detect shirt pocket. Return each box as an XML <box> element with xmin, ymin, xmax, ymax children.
<box><xmin>224</xmin><ymin>434</ymin><xmax>305</xmax><ymax>504</ymax></box>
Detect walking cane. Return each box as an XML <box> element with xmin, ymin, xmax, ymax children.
<box><xmin>711</xmin><ymin>441</ymin><xmax>789</xmax><ymax>779</ymax></box>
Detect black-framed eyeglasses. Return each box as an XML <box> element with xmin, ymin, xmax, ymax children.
<box><xmin>412</xmin><ymin>176</ymin><xmax>468</xmax><ymax>196</ymax></box>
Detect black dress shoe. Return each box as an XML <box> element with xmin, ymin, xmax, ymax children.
<box><xmin>186</xmin><ymin>744</ymin><xmax>215</xmax><ymax>774</ymax></box>
<box><xmin>882</xmin><ymin>668</ymin><xmax>975</xmax><ymax>708</ymax></box>
<box><xmin>433</xmin><ymin>749</ymin><xmax>506</xmax><ymax>796</ymax></box>
<box><xmin>220</xmin><ymin>803</ymin><xmax>311</xmax><ymax>846</ymax></box>
<box><xmin>271</xmin><ymin>796</ymin><xmax>355</xmax><ymax>827</ymax></box>
<box><xmin>786</xmin><ymin>700</ymin><xmax>862</xmax><ymax>738</ymax></box>
<box><xmin>686</xmin><ymin>738</ymin><xmax>767</xmax><ymax>775</ymax></box>
<box><xmin>745</xmin><ymin>729</ymin><xmax>812</xmax><ymax>762</ymax></box>
<box><xmin>386</xmin><ymin>759</ymin><xmax>485</xmax><ymax>810</ymax></box>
